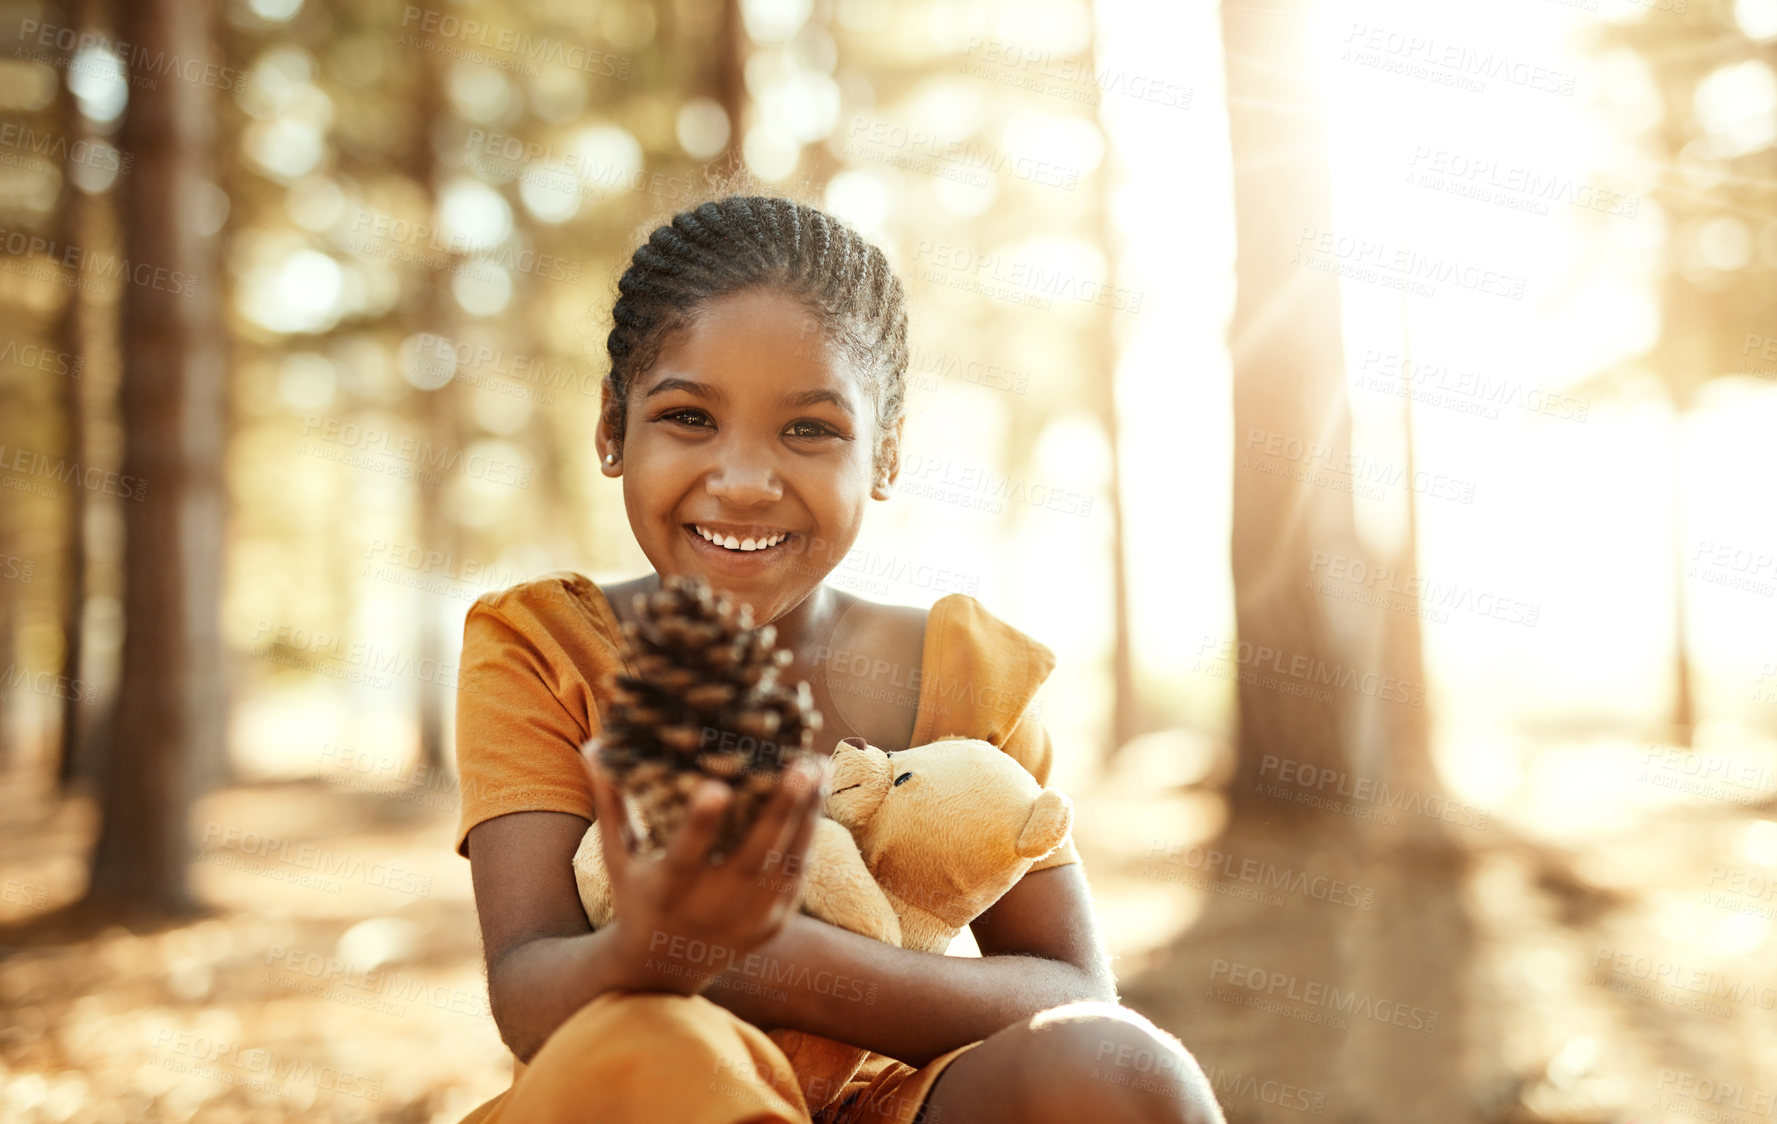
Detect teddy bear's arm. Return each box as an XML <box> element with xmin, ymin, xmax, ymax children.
<box><xmin>798</xmin><ymin>819</ymin><xmax>903</xmax><ymax>947</ymax></box>
<box><xmin>571</xmin><ymin>823</ymin><xmax>617</xmax><ymax>929</ymax></box>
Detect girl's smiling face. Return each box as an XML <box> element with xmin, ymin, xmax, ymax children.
<box><xmin>596</xmin><ymin>286</ymin><xmax>898</xmax><ymax>624</ymax></box>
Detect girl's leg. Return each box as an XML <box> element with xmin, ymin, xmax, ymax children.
<box><xmin>492</xmin><ymin>990</ymin><xmax>814</xmax><ymax>1124</ymax></box>
<box><xmin>918</xmin><ymin>1002</ymin><xmax>1227</xmax><ymax>1124</ymax></box>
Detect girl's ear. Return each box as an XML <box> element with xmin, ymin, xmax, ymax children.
<box><xmin>597</xmin><ymin>377</ymin><xmax>623</xmax><ymax>476</ymax></box>
<box><xmin>870</xmin><ymin>415</ymin><xmax>905</xmax><ymax>500</ymax></box>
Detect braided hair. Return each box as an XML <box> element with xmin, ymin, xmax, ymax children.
<box><xmin>603</xmin><ymin>195</ymin><xmax>909</xmax><ymax>482</ymax></box>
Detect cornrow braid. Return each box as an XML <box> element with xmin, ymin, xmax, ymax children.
<box><xmin>602</xmin><ymin>195</ymin><xmax>909</xmax><ymax>482</ymax></box>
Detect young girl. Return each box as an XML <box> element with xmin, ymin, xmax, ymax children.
<box><xmin>452</xmin><ymin>194</ymin><xmax>1225</xmax><ymax>1124</ymax></box>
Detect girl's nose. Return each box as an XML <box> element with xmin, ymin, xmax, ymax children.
<box><xmin>705</xmin><ymin>453</ymin><xmax>783</xmax><ymax>504</ymax></box>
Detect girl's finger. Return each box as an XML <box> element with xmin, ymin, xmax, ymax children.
<box><xmin>660</xmin><ymin>779</ymin><xmax>730</xmax><ymax>880</ymax></box>
<box><xmin>730</xmin><ymin>756</ymin><xmax>822</xmax><ymax>876</ymax></box>
<box><xmin>771</xmin><ymin>769</ymin><xmax>824</xmax><ymax>897</ymax></box>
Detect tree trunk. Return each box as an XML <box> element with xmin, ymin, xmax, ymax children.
<box><xmin>1329</xmin><ymin>308</ymin><xmax>1473</xmax><ymax>1121</ymax></box>
<box><xmin>55</xmin><ymin>0</ymin><xmax>94</xmax><ymax>788</ymax></box>
<box><xmin>409</xmin><ymin>44</ymin><xmax>454</xmax><ymax>776</ymax></box>
<box><xmin>1221</xmin><ymin>0</ymin><xmax>1368</xmax><ymax>825</ymax></box>
<box><xmin>715</xmin><ymin>0</ymin><xmax>745</xmax><ymax>168</ymax></box>
<box><xmin>1084</xmin><ymin>18</ymin><xmax>1137</xmax><ymax>760</ymax></box>
<box><xmin>85</xmin><ymin>0</ymin><xmax>225</xmax><ymax>915</ymax></box>
<box><xmin>415</xmin><ymin>382</ymin><xmax>454</xmax><ymax>774</ymax></box>
<box><xmin>1667</xmin><ymin>417</ymin><xmax>1694</xmax><ymax>747</ymax></box>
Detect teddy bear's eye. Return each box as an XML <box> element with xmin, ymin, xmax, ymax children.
<box><xmin>894</xmin><ymin>772</ymin><xmax>913</xmax><ymax>786</ymax></box>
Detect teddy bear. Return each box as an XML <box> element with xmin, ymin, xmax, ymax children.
<box><xmin>572</xmin><ymin>732</ymin><xmax>1074</xmax><ymax>1113</ymax></box>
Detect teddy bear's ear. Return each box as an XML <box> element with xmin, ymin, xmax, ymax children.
<box><xmin>1015</xmin><ymin>789</ymin><xmax>1074</xmax><ymax>860</ymax></box>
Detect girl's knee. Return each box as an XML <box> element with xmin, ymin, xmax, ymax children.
<box><xmin>1012</xmin><ymin>1003</ymin><xmax>1226</xmax><ymax>1124</ymax></box>
<box><xmin>509</xmin><ymin>991</ymin><xmax>805</xmax><ymax>1123</ymax></box>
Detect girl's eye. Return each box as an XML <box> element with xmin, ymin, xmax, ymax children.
<box><xmin>787</xmin><ymin>419</ymin><xmax>840</xmax><ymax>439</ymax></box>
<box><xmin>658</xmin><ymin>408</ymin><xmax>711</xmax><ymax>429</ymax></box>
<box><xmin>893</xmin><ymin>772</ymin><xmax>913</xmax><ymax>786</ymax></box>
<box><xmin>655</xmin><ymin>411</ymin><xmax>842</xmax><ymax>440</ymax></box>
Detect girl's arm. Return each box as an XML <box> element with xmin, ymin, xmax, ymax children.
<box><xmin>467</xmin><ymin>759</ymin><xmax>825</xmax><ymax>1064</ymax></box>
<box><xmin>467</xmin><ymin>809</ymin><xmax>671</xmax><ymax>1064</ymax></box>
<box><xmin>691</xmin><ymin>863</ymin><xmax>1117</xmax><ymax>1067</ymax></box>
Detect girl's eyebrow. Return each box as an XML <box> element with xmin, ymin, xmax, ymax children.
<box><xmin>642</xmin><ymin>376</ymin><xmax>853</xmax><ymax>417</ymax></box>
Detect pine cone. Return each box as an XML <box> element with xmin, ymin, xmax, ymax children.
<box><xmin>596</xmin><ymin>574</ymin><xmax>822</xmax><ymax>859</ymax></box>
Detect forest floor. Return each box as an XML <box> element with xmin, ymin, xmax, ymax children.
<box><xmin>1</xmin><ymin>729</ymin><xmax>1774</xmax><ymax>1123</ymax></box>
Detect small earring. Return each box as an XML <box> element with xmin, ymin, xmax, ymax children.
<box><xmin>604</xmin><ymin>453</ymin><xmax>618</xmax><ymax>466</ymax></box>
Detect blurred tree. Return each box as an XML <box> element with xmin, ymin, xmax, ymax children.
<box><xmin>1220</xmin><ymin>0</ymin><xmax>1373</xmax><ymax>824</ymax></box>
<box><xmin>54</xmin><ymin>0</ymin><xmax>96</xmax><ymax>789</ymax></box>
<box><xmin>1075</xmin><ymin>14</ymin><xmax>1138</xmax><ymax>756</ymax></box>
<box><xmin>85</xmin><ymin>0</ymin><xmax>226</xmax><ymax>914</ymax></box>
<box><xmin>1583</xmin><ymin>9</ymin><xmax>1777</xmax><ymax>747</ymax></box>
<box><xmin>408</xmin><ymin>31</ymin><xmax>454</xmax><ymax>777</ymax></box>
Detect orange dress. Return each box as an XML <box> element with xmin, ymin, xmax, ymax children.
<box><xmin>452</xmin><ymin>572</ymin><xmax>1081</xmax><ymax>1124</ymax></box>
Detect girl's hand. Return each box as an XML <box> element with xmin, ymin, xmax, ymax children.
<box><xmin>580</xmin><ymin>740</ymin><xmax>828</xmax><ymax>995</ymax></box>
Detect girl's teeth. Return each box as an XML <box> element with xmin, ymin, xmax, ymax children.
<box><xmin>697</xmin><ymin>525</ymin><xmax>785</xmax><ymax>552</ymax></box>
